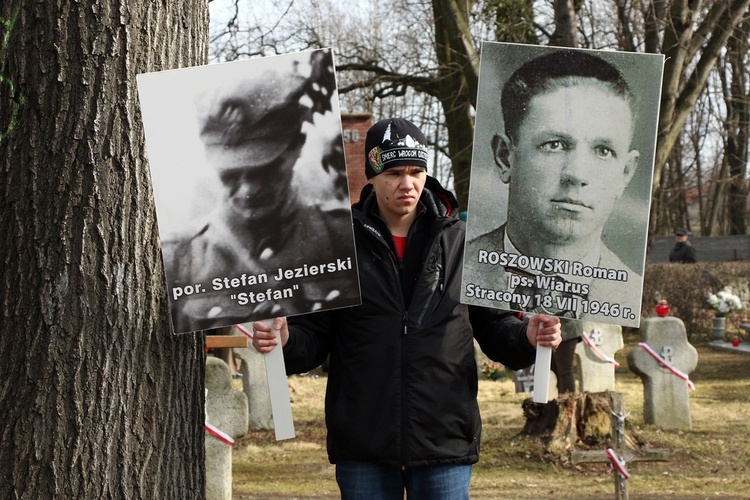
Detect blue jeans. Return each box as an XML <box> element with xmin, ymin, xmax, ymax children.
<box><xmin>335</xmin><ymin>461</ymin><xmax>472</xmax><ymax>499</ymax></box>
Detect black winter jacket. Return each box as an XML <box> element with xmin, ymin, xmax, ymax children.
<box><xmin>283</xmin><ymin>177</ymin><xmax>536</xmax><ymax>466</ymax></box>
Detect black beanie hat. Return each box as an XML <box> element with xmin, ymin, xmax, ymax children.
<box><xmin>365</xmin><ymin>118</ymin><xmax>429</xmax><ymax>179</ymax></box>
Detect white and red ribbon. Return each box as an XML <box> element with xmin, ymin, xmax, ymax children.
<box><xmin>205</xmin><ymin>422</ymin><xmax>235</xmax><ymax>446</ymax></box>
<box><xmin>637</xmin><ymin>342</ymin><xmax>696</xmax><ymax>391</ymax></box>
<box><xmin>606</xmin><ymin>448</ymin><xmax>631</xmax><ymax>479</ymax></box>
<box><xmin>236</xmin><ymin>323</ymin><xmax>253</xmax><ymax>339</ymax></box>
<box><xmin>582</xmin><ymin>333</ymin><xmax>620</xmax><ymax>367</ymax></box>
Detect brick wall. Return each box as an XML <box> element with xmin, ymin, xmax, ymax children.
<box><xmin>341</xmin><ymin>113</ymin><xmax>371</xmax><ymax>206</ymax></box>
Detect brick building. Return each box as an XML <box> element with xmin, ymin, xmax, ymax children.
<box><xmin>341</xmin><ymin>113</ymin><xmax>371</xmax><ymax>206</ymax></box>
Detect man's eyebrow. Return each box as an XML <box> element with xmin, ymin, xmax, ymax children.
<box><xmin>531</xmin><ymin>129</ymin><xmax>574</xmax><ymax>142</ymax></box>
<box><xmin>395</xmin><ymin>166</ymin><xmax>426</xmax><ymax>173</ymax></box>
<box><xmin>592</xmin><ymin>137</ymin><xmax>624</xmax><ymax>150</ymax></box>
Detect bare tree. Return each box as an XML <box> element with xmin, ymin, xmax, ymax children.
<box><xmin>550</xmin><ymin>0</ymin><xmax>581</xmax><ymax>46</ymax></box>
<box><xmin>721</xmin><ymin>18</ymin><xmax>750</xmax><ymax>235</ymax></box>
<box><xmin>482</xmin><ymin>0</ymin><xmax>537</xmax><ymax>43</ymax></box>
<box><xmin>210</xmin><ymin>0</ymin><xmax>750</xmax><ymax>235</ymax></box>
<box><xmin>0</xmin><ymin>2</ymin><xmax>208</xmax><ymax>497</ymax></box>
<box><xmin>651</xmin><ymin>0</ymin><xmax>750</xmax><ymax>234</ymax></box>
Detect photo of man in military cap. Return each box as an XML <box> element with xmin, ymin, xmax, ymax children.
<box><xmin>138</xmin><ymin>49</ymin><xmax>360</xmax><ymax>334</ymax></box>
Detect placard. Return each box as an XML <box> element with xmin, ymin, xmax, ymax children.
<box><xmin>138</xmin><ymin>49</ymin><xmax>361</xmax><ymax>334</ymax></box>
<box><xmin>462</xmin><ymin>43</ymin><xmax>664</xmax><ymax>328</ymax></box>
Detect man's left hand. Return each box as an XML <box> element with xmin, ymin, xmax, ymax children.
<box><xmin>526</xmin><ymin>314</ymin><xmax>562</xmax><ymax>349</ymax></box>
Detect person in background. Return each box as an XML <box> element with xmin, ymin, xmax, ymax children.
<box><xmin>251</xmin><ymin>118</ymin><xmax>561</xmax><ymax>499</ymax></box>
<box><xmin>669</xmin><ymin>228</ymin><xmax>697</xmax><ymax>263</ymax></box>
<box><xmin>551</xmin><ymin>319</ymin><xmax>583</xmax><ymax>394</ymax></box>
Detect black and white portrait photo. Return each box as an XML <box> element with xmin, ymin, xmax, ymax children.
<box><xmin>461</xmin><ymin>43</ymin><xmax>664</xmax><ymax>327</ymax></box>
<box><xmin>137</xmin><ymin>49</ymin><xmax>361</xmax><ymax>334</ymax></box>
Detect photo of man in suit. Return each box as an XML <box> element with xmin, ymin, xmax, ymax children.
<box><xmin>462</xmin><ymin>44</ymin><xmax>664</xmax><ymax>327</ymax></box>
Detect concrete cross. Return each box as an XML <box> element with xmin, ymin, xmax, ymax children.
<box><xmin>575</xmin><ymin>321</ymin><xmax>624</xmax><ymax>392</ymax></box>
<box><xmin>205</xmin><ymin>356</ymin><xmax>249</xmax><ymax>500</ymax></box>
<box><xmin>627</xmin><ymin>316</ymin><xmax>698</xmax><ymax>430</ymax></box>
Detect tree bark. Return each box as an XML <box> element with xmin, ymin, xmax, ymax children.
<box><xmin>432</xmin><ymin>0</ymin><xmax>479</xmax><ymax>208</ymax></box>
<box><xmin>524</xmin><ymin>392</ymin><xmax>641</xmax><ymax>462</ymax></box>
<box><xmin>724</xmin><ymin>19</ymin><xmax>750</xmax><ymax>235</ymax></box>
<box><xmin>0</xmin><ymin>2</ymin><xmax>209</xmax><ymax>498</ymax></box>
<box><xmin>549</xmin><ymin>0</ymin><xmax>579</xmax><ymax>47</ymax></box>
<box><xmin>490</xmin><ymin>0</ymin><xmax>537</xmax><ymax>44</ymax></box>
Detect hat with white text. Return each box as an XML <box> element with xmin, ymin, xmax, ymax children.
<box><xmin>365</xmin><ymin>118</ymin><xmax>428</xmax><ymax>179</ymax></box>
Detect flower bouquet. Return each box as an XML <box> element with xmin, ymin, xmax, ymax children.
<box><xmin>707</xmin><ymin>286</ymin><xmax>742</xmax><ymax>317</ymax></box>
<box><xmin>481</xmin><ymin>361</ymin><xmax>506</xmax><ymax>381</ymax></box>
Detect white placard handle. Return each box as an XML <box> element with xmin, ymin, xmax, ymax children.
<box><xmin>261</xmin><ymin>319</ymin><xmax>295</xmax><ymax>440</ymax></box>
<box><xmin>532</xmin><ymin>343</ymin><xmax>552</xmax><ymax>404</ymax></box>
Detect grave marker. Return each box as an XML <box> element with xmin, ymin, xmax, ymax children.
<box><xmin>233</xmin><ymin>325</ymin><xmax>274</xmax><ymax>432</ymax></box>
<box><xmin>205</xmin><ymin>357</ymin><xmax>248</xmax><ymax>500</ymax></box>
<box><xmin>575</xmin><ymin>321</ymin><xmax>623</xmax><ymax>392</ymax></box>
<box><xmin>570</xmin><ymin>392</ymin><xmax>670</xmax><ymax>500</ymax></box>
<box><xmin>627</xmin><ymin>316</ymin><xmax>698</xmax><ymax>430</ymax></box>
<box><xmin>514</xmin><ymin>364</ymin><xmax>558</xmax><ymax>401</ymax></box>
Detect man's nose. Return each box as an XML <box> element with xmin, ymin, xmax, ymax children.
<box><xmin>560</xmin><ymin>149</ymin><xmax>593</xmax><ymax>187</ymax></box>
<box><xmin>399</xmin><ymin>175</ymin><xmax>416</xmax><ymax>189</ymax></box>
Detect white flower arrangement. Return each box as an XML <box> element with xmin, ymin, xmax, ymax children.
<box><xmin>707</xmin><ymin>287</ymin><xmax>743</xmax><ymax>317</ymax></box>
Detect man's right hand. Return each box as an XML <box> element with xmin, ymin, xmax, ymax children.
<box><xmin>250</xmin><ymin>317</ymin><xmax>289</xmax><ymax>353</ymax></box>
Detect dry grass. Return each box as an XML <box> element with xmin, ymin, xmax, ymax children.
<box><xmin>232</xmin><ymin>341</ymin><xmax>750</xmax><ymax>499</ymax></box>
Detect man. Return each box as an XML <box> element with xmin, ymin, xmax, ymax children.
<box><xmin>162</xmin><ymin>50</ymin><xmax>359</xmax><ymax>333</ymax></box>
<box><xmin>464</xmin><ymin>49</ymin><xmax>646</xmax><ymax>325</ymax></box>
<box><xmin>669</xmin><ymin>228</ymin><xmax>697</xmax><ymax>263</ymax></box>
<box><xmin>252</xmin><ymin>118</ymin><xmax>561</xmax><ymax>499</ymax></box>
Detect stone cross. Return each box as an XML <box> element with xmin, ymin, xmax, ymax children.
<box><xmin>233</xmin><ymin>345</ymin><xmax>274</xmax><ymax>430</ymax></box>
<box><xmin>232</xmin><ymin>323</ymin><xmax>274</xmax><ymax>432</ymax></box>
<box><xmin>575</xmin><ymin>321</ymin><xmax>624</xmax><ymax>392</ymax></box>
<box><xmin>205</xmin><ymin>356</ymin><xmax>249</xmax><ymax>500</ymax></box>
<box><xmin>627</xmin><ymin>316</ymin><xmax>698</xmax><ymax>430</ymax></box>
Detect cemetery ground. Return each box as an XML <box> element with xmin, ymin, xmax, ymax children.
<box><xmin>230</xmin><ymin>337</ymin><xmax>750</xmax><ymax>499</ymax></box>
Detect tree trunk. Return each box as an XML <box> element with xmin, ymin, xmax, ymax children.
<box><xmin>644</xmin><ymin>0</ymin><xmax>667</xmax><ymax>54</ymax></box>
<box><xmin>549</xmin><ymin>0</ymin><xmax>579</xmax><ymax>47</ymax></box>
<box><xmin>488</xmin><ymin>0</ymin><xmax>538</xmax><ymax>45</ymax></box>
<box><xmin>725</xmin><ymin>19</ymin><xmax>750</xmax><ymax>235</ymax></box>
<box><xmin>522</xmin><ymin>392</ymin><xmax>640</xmax><ymax>462</ymax></box>
<box><xmin>0</xmin><ymin>2</ymin><xmax>209</xmax><ymax>498</ymax></box>
<box><xmin>431</xmin><ymin>0</ymin><xmax>479</xmax><ymax>209</ymax></box>
<box><xmin>615</xmin><ymin>0</ymin><xmax>637</xmax><ymax>52</ymax></box>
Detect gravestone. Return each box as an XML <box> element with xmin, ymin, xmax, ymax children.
<box><xmin>575</xmin><ymin>322</ymin><xmax>624</xmax><ymax>392</ymax></box>
<box><xmin>233</xmin><ymin>323</ymin><xmax>274</xmax><ymax>431</ymax></box>
<box><xmin>514</xmin><ymin>365</ymin><xmax>558</xmax><ymax>401</ymax></box>
<box><xmin>206</xmin><ymin>356</ymin><xmax>249</xmax><ymax>500</ymax></box>
<box><xmin>627</xmin><ymin>316</ymin><xmax>698</xmax><ymax>430</ymax></box>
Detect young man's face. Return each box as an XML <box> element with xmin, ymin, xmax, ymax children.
<box><xmin>496</xmin><ymin>81</ymin><xmax>638</xmax><ymax>248</ymax></box>
<box><xmin>370</xmin><ymin>165</ymin><xmax>427</xmax><ymax>220</ymax></box>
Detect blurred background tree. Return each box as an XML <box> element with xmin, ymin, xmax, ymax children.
<box><xmin>208</xmin><ymin>0</ymin><xmax>750</xmax><ymax>236</ymax></box>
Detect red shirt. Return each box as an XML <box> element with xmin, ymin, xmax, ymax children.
<box><xmin>392</xmin><ymin>235</ymin><xmax>406</xmax><ymax>260</ymax></box>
